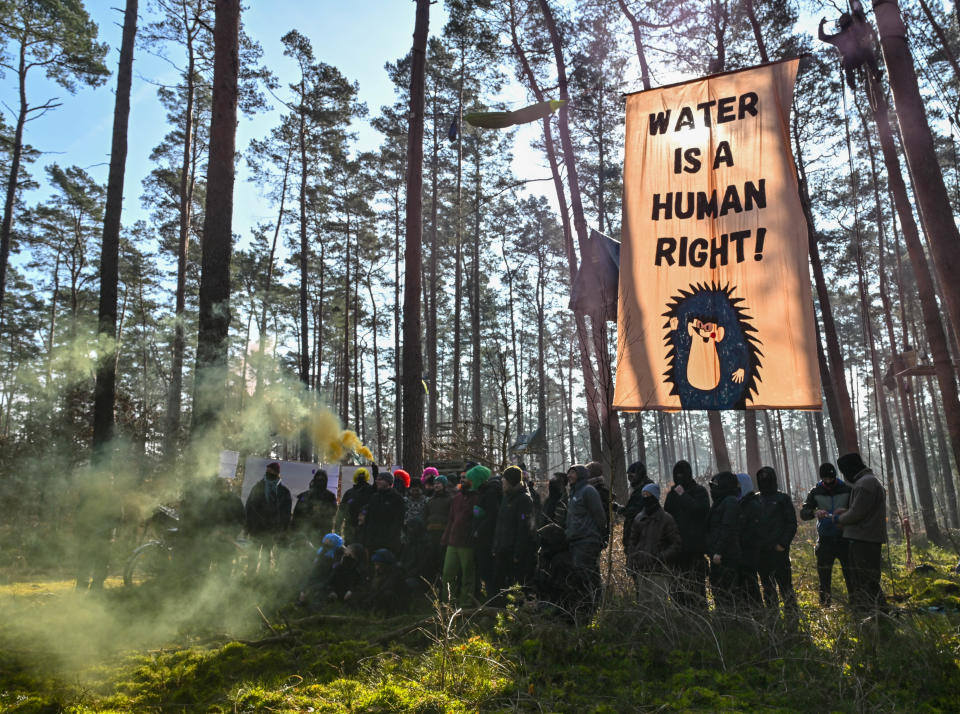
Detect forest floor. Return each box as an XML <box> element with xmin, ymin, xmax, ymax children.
<box><xmin>1</xmin><ymin>532</ymin><xmax>960</xmax><ymax>713</ymax></box>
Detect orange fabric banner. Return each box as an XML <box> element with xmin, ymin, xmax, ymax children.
<box><xmin>614</xmin><ymin>59</ymin><xmax>821</xmax><ymax>411</ymax></box>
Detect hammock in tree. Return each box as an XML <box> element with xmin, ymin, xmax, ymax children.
<box><xmin>464</xmin><ymin>99</ymin><xmax>567</xmax><ymax>129</ymax></box>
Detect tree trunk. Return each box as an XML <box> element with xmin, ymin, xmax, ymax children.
<box><xmin>452</xmin><ymin>48</ymin><xmax>464</xmax><ymax>432</ymax></box>
<box><xmin>0</xmin><ymin>35</ymin><xmax>27</xmax><ymax>324</ymax></box>
<box><xmin>427</xmin><ymin>87</ymin><xmax>439</xmax><ymax>438</ymax></box>
<box><xmin>401</xmin><ymin>0</ymin><xmax>429</xmax><ymax>477</ymax></box>
<box><xmin>255</xmin><ymin>155</ymin><xmax>290</xmax><ymax>395</ymax></box>
<box><xmin>368</xmin><ymin>278</ymin><xmax>385</xmax><ymax>463</ymax></box>
<box><xmin>745</xmin><ymin>409</ymin><xmax>761</xmax><ymax>476</ymax></box>
<box><xmin>192</xmin><ymin>0</ymin><xmax>240</xmax><ymax>434</ymax></box>
<box><xmin>874</xmin><ymin>0</ymin><xmax>960</xmax><ymax>344</ymax></box>
<box><xmin>709</xmin><ymin>411</ymin><xmax>731</xmax><ymax>472</ymax></box>
<box><xmin>165</xmin><ymin>29</ymin><xmax>198</xmax><ymax>458</ymax></box>
<box><xmin>93</xmin><ymin>0</ymin><xmax>138</xmax><ymax>455</ymax></box>
<box><xmin>864</xmin><ymin>75</ymin><xmax>946</xmax><ymax>544</ymax></box>
<box><xmin>616</xmin><ymin>0</ymin><xmax>652</xmax><ymax>91</ymax></box>
<box><xmin>471</xmin><ymin>144</ymin><xmax>482</xmax><ymax>441</ymax></box>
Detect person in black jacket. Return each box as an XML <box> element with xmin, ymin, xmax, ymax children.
<box><xmin>754</xmin><ymin>466</ymin><xmax>798</xmax><ymax>616</ymax></box>
<box><xmin>618</xmin><ymin>461</ymin><xmax>653</xmax><ymax>553</ymax></box>
<box><xmin>360</xmin><ymin>470</ymin><xmax>405</xmax><ymax>556</ymax></box>
<box><xmin>737</xmin><ymin>473</ymin><xmax>763</xmax><ymax>608</ymax></box>
<box><xmin>800</xmin><ymin>463</ymin><xmax>853</xmax><ymax>605</ymax></box>
<box><xmin>245</xmin><ymin>462</ymin><xmax>293</xmax><ymax>571</ymax></box>
<box><xmin>706</xmin><ymin>471</ymin><xmax>741</xmax><ymax>610</ymax></box>
<box><xmin>335</xmin><ymin>468</ymin><xmax>373</xmax><ymax>545</ymax></box>
<box><xmin>664</xmin><ymin>460</ymin><xmax>710</xmax><ymax>610</ymax></box>
<box><xmin>540</xmin><ymin>473</ymin><xmax>568</xmax><ymax>529</ymax></box>
<box><xmin>492</xmin><ymin>466</ymin><xmax>536</xmax><ymax>598</ymax></box>
<box><xmin>473</xmin><ymin>471</ymin><xmax>502</xmax><ymax>600</ymax></box>
<box><xmin>291</xmin><ymin>469</ymin><xmax>338</xmax><ymax>544</ymax></box>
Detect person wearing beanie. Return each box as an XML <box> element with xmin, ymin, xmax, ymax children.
<box><xmin>441</xmin><ymin>465</ymin><xmax>481</xmax><ymax>606</ymax></box>
<box><xmin>565</xmin><ymin>464</ymin><xmax>607</xmax><ymax>618</ymax></box>
<box><xmin>245</xmin><ymin>461</ymin><xmax>293</xmax><ymax>571</ymax></box>
<box><xmin>619</xmin><ymin>461</ymin><xmax>654</xmax><ymax>554</ymax></box>
<box><xmin>834</xmin><ymin>452</ymin><xmax>888</xmax><ymax>615</ymax></box>
<box><xmin>422</xmin><ymin>466</ymin><xmax>439</xmax><ymax>482</ymax></box>
<box><xmin>736</xmin><ymin>473</ymin><xmax>763</xmax><ymax>608</ymax></box>
<box><xmin>664</xmin><ymin>459</ymin><xmax>710</xmax><ymax>610</ymax></box>
<box><xmin>393</xmin><ymin>469</ymin><xmax>411</xmax><ymax>492</ymax></box>
<box><xmin>627</xmin><ymin>482</ymin><xmax>682</xmax><ymax>608</ymax></box>
<box><xmin>297</xmin><ymin>532</ymin><xmax>346</xmax><ymax>607</ymax></box>
<box><xmin>335</xmin><ymin>467</ymin><xmax>374</xmax><ymax>545</ymax></box>
<box><xmin>358</xmin><ymin>469</ymin><xmax>405</xmax><ymax>556</ymax></box>
<box><xmin>705</xmin><ymin>471</ymin><xmax>742</xmax><ymax>610</ymax></box>
<box><xmin>492</xmin><ymin>466</ymin><xmax>536</xmax><ymax>599</ymax></box>
<box><xmin>470</xmin><ymin>465</ymin><xmax>501</xmax><ymax>600</ymax></box>
<box><xmin>754</xmin><ymin>466</ymin><xmax>798</xmax><ymax>617</ymax></box>
<box><xmin>800</xmin><ymin>462</ymin><xmax>853</xmax><ymax>605</ymax></box>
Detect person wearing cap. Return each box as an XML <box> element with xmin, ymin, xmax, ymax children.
<box><xmin>626</xmin><ymin>483</ymin><xmax>682</xmax><ymax>608</ymax></box>
<box><xmin>618</xmin><ymin>461</ymin><xmax>653</xmax><ymax>553</ymax></box>
<box><xmin>335</xmin><ymin>467</ymin><xmax>374</xmax><ymax>545</ymax></box>
<box><xmin>245</xmin><ymin>462</ymin><xmax>293</xmax><ymax>569</ymax></box>
<box><xmin>664</xmin><ymin>459</ymin><xmax>710</xmax><ymax>610</ymax></box>
<box><xmin>441</xmin><ymin>465</ymin><xmax>486</xmax><ymax>606</ymax></box>
<box><xmin>800</xmin><ymin>463</ymin><xmax>853</xmax><ymax>605</ymax></box>
<box><xmin>359</xmin><ymin>469</ymin><xmax>405</xmax><ymax>556</ymax></box>
<box><xmin>492</xmin><ymin>465</ymin><xmax>536</xmax><ymax>597</ymax></box>
<box><xmin>754</xmin><ymin>466</ymin><xmax>798</xmax><ymax>617</ymax></box>
<box><xmin>834</xmin><ymin>452</ymin><xmax>888</xmax><ymax>615</ymax></box>
<box><xmin>565</xmin><ymin>464</ymin><xmax>607</xmax><ymax>617</ymax></box>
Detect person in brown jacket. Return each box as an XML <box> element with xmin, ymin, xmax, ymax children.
<box><xmin>627</xmin><ymin>483</ymin><xmax>682</xmax><ymax>608</ymax></box>
<box><xmin>834</xmin><ymin>452</ymin><xmax>888</xmax><ymax>616</ymax></box>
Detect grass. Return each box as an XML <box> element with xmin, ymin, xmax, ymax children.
<box><xmin>1</xmin><ymin>533</ymin><xmax>959</xmax><ymax>712</ymax></box>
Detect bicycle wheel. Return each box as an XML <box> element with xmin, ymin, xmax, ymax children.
<box><xmin>123</xmin><ymin>540</ymin><xmax>173</xmax><ymax>586</ymax></box>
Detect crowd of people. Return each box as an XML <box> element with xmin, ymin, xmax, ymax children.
<box><xmin>175</xmin><ymin>450</ymin><xmax>889</xmax><ymax>622</ymax></box>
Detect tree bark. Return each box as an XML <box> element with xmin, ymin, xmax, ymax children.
<box><xmin>401</xmin><ymin>0</ymin><xmax>429</xmax><ymax>476</ymax></box>
<box><xmin>93</xmin><ymin>0</ymin><xmax>138</xmax><ymax>455</ymax></box>
<box><xmin>192</xmin><ymin>0</ymin><xmax>240</xmax><ymax>434</ymax></box>
<box><xmin>0</xmin><ymin>35</ymin><xmax>27</xmax><ymax>323</ymax></box>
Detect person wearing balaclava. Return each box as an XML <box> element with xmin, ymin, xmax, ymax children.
<box><xmin>735</xmin><ymin>473</ymin><xmax>763</xmax><ymax>608</ymax></box>
<box><xmin>754</xmin><ymin>466</ymin><xmax>798</xmax><ymax>617</ymax></box>
<box><xmin>705</xmin><ymin>471</ymin><xmax>742</xmax><ymax>610</ymax></box>
<box><xmin>626</xmin><ymin>483</ymin><xmax>682</xmax><ymax>609</ymax></box>
<box><xmin>245</xmin><ymin>461</ymin><xmax>293</xmax><ymax>571</ymax></box>
<box><xmin>292</xmin><ymin>469</ymin><xmax>338</xmax><ymax>542</ymax></box>
<box><xmin>800</xmin><ymin>463</ymin><xmax>853</xmax><ymax>606</ymax></box>
<box><xmin>359</xmin><ymin>469</ymin><xmax>405</xmax><ymax>557</ymax></box>
<box><xmin>834</xmin><ymin>452</ymin><xmax>888</xmax><ymax>615</ymax></box>
<box><xmin>664</xmin><ymin>460</ymin><xmax>710</xmax><ymax>610</ymax></box>
<box><xmin>618</xmin><ymin>462</ymin><xmax>653</xmax><ymax>552</ymax></box>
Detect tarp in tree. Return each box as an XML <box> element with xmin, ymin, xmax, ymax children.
<box><xmin>614</xmin><ymin>59</ymin><xmax>821</xmax><ymax>411</ymax></box>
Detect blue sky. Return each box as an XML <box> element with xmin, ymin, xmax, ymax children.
<box><xmin>5</xmin><ymin>1</ymin><xmax>451</xmax><ymax>255</ymax></box>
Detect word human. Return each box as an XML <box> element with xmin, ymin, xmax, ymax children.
<box><xmin>648</xmin><ymin>92</ymin><xmax>759</xmax><ymax>134</ymax></box>
<box><xmin>651</xmin><ymin>180</ymin><xmax>766</xmax><ymax>221</ymax></box>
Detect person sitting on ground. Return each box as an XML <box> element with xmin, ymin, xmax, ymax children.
<box><xmin>368</xmin><ymin>548</ymin><xmax>408</xmax><ymax>615</ymax></box>
<box><xmin>800</xmin><ymin>463</ymin><xmax>853</xmax><ymax>606</ymax></box>
<box><xmin>297</xmin><ymin>532</ymin><xmax>344</xmax><ymax>607</ymax></box>
<box><xmin>626</xmin><ymin>483</ymin><xmax>682</xmax><ymax>609</ymax></box>
<box><xmin>329</xmin><ymin>543</ymin><xmax>368</xmax><ymax>605</ymax></box>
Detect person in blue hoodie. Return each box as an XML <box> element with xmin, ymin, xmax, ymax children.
<box><xmin>800</xmin><ymin>463</ymin><xmax>853</xmax><ymax>605</ymax></box>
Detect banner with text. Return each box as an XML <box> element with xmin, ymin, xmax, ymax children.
<box><xmin>614</xmin><ymin>59</ymin><xmax>821</xmax><ymax>411</ymax></box>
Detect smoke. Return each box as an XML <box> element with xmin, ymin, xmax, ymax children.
<box><xmin>0</xmin><ymin>321</ymin><xmax>375</xmax><ymax>684</ymax></box>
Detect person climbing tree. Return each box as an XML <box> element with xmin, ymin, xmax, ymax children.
<box><xmin>818</xmin><ymin>1</ymin><xmax>882</xmax><ymax>90</ymax></box>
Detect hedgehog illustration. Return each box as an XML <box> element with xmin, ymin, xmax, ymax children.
<box><xmin>662</xmin><ymin>282</ymin><xmax>763</xmax><ymax>409</ymax></box>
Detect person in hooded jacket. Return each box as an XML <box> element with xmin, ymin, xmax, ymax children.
<box><xmin>492</xmin><ymin>465</ymin><xmax>536</xmax><ymax>596</ymax></box>
<box><xmin>705</xmin><ymin>470</ymin><xmax>742</xmax><ymax>610</ymax></box>
<box><xmin>834</xmin><ymin>452</ymin><xmax>888</xmax><ymax>615</ymax></box>
<box><xmin>736</xmin><ymin>473</ymin><xmax>763</xmax><ymax>608</ymax></box>
<box><xmin>245</xmin><ymin>462</ymin><xmax>293</xmax><ymax>570</ymax></box>
<box><xmin>291</xmin><ymin>469</ymin><xmax>338</xmax><ymax>542</ymax></box>
<box><xmin>664</xmin><ymin>460</ymin><xmax>710</xmax><ymax>610</ymax></box>
<box><xmin>472</xmin><ymin>468</ymin><xmax>502</xmax><ymax>600</ymax></box>
<box><xmin>540</xmin><ymin>473</ymin><xmax>568</xmax><ymax>529</ymax></box>
<box><xmin>618</xmin><ymin>461</ymin><xmax>653</xmax><ymax>553</ymax></box>
<box><xmin>585</xmin><ymin>461</ymin><xmax>613</xmax><ymax>546</ymax></box>
<box><xmin>754</xmin><ymin>466</ymin><xmax>798</xmax><ymax>615</ymax></box>
<box><xmin>800</xmin><ymin>463</ymin><xmax>853</xmax><ymax>605</ymax></box>
<box><xmin>627</xmin><ymin>483</ymin><xmax>682</xmax><ymax>608</ymax></box>
<box><xmin>335</xmin><ymin>468</ymin><xmax>374</xmax><ymax>544</ymax></box>
<box><xmin>566</xmin><ymin>464</ymin><xmax>607</xmax><ymax>617</ymax></box>
<box><xmin>359</xmin><ymin>470</ymin><xmax>405</xmax><ymax>556</ymax></box>
<box><xmin>441</xmin><ymin>465</ymin><xmax>486</xmax><ymax>606</ymax></box>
